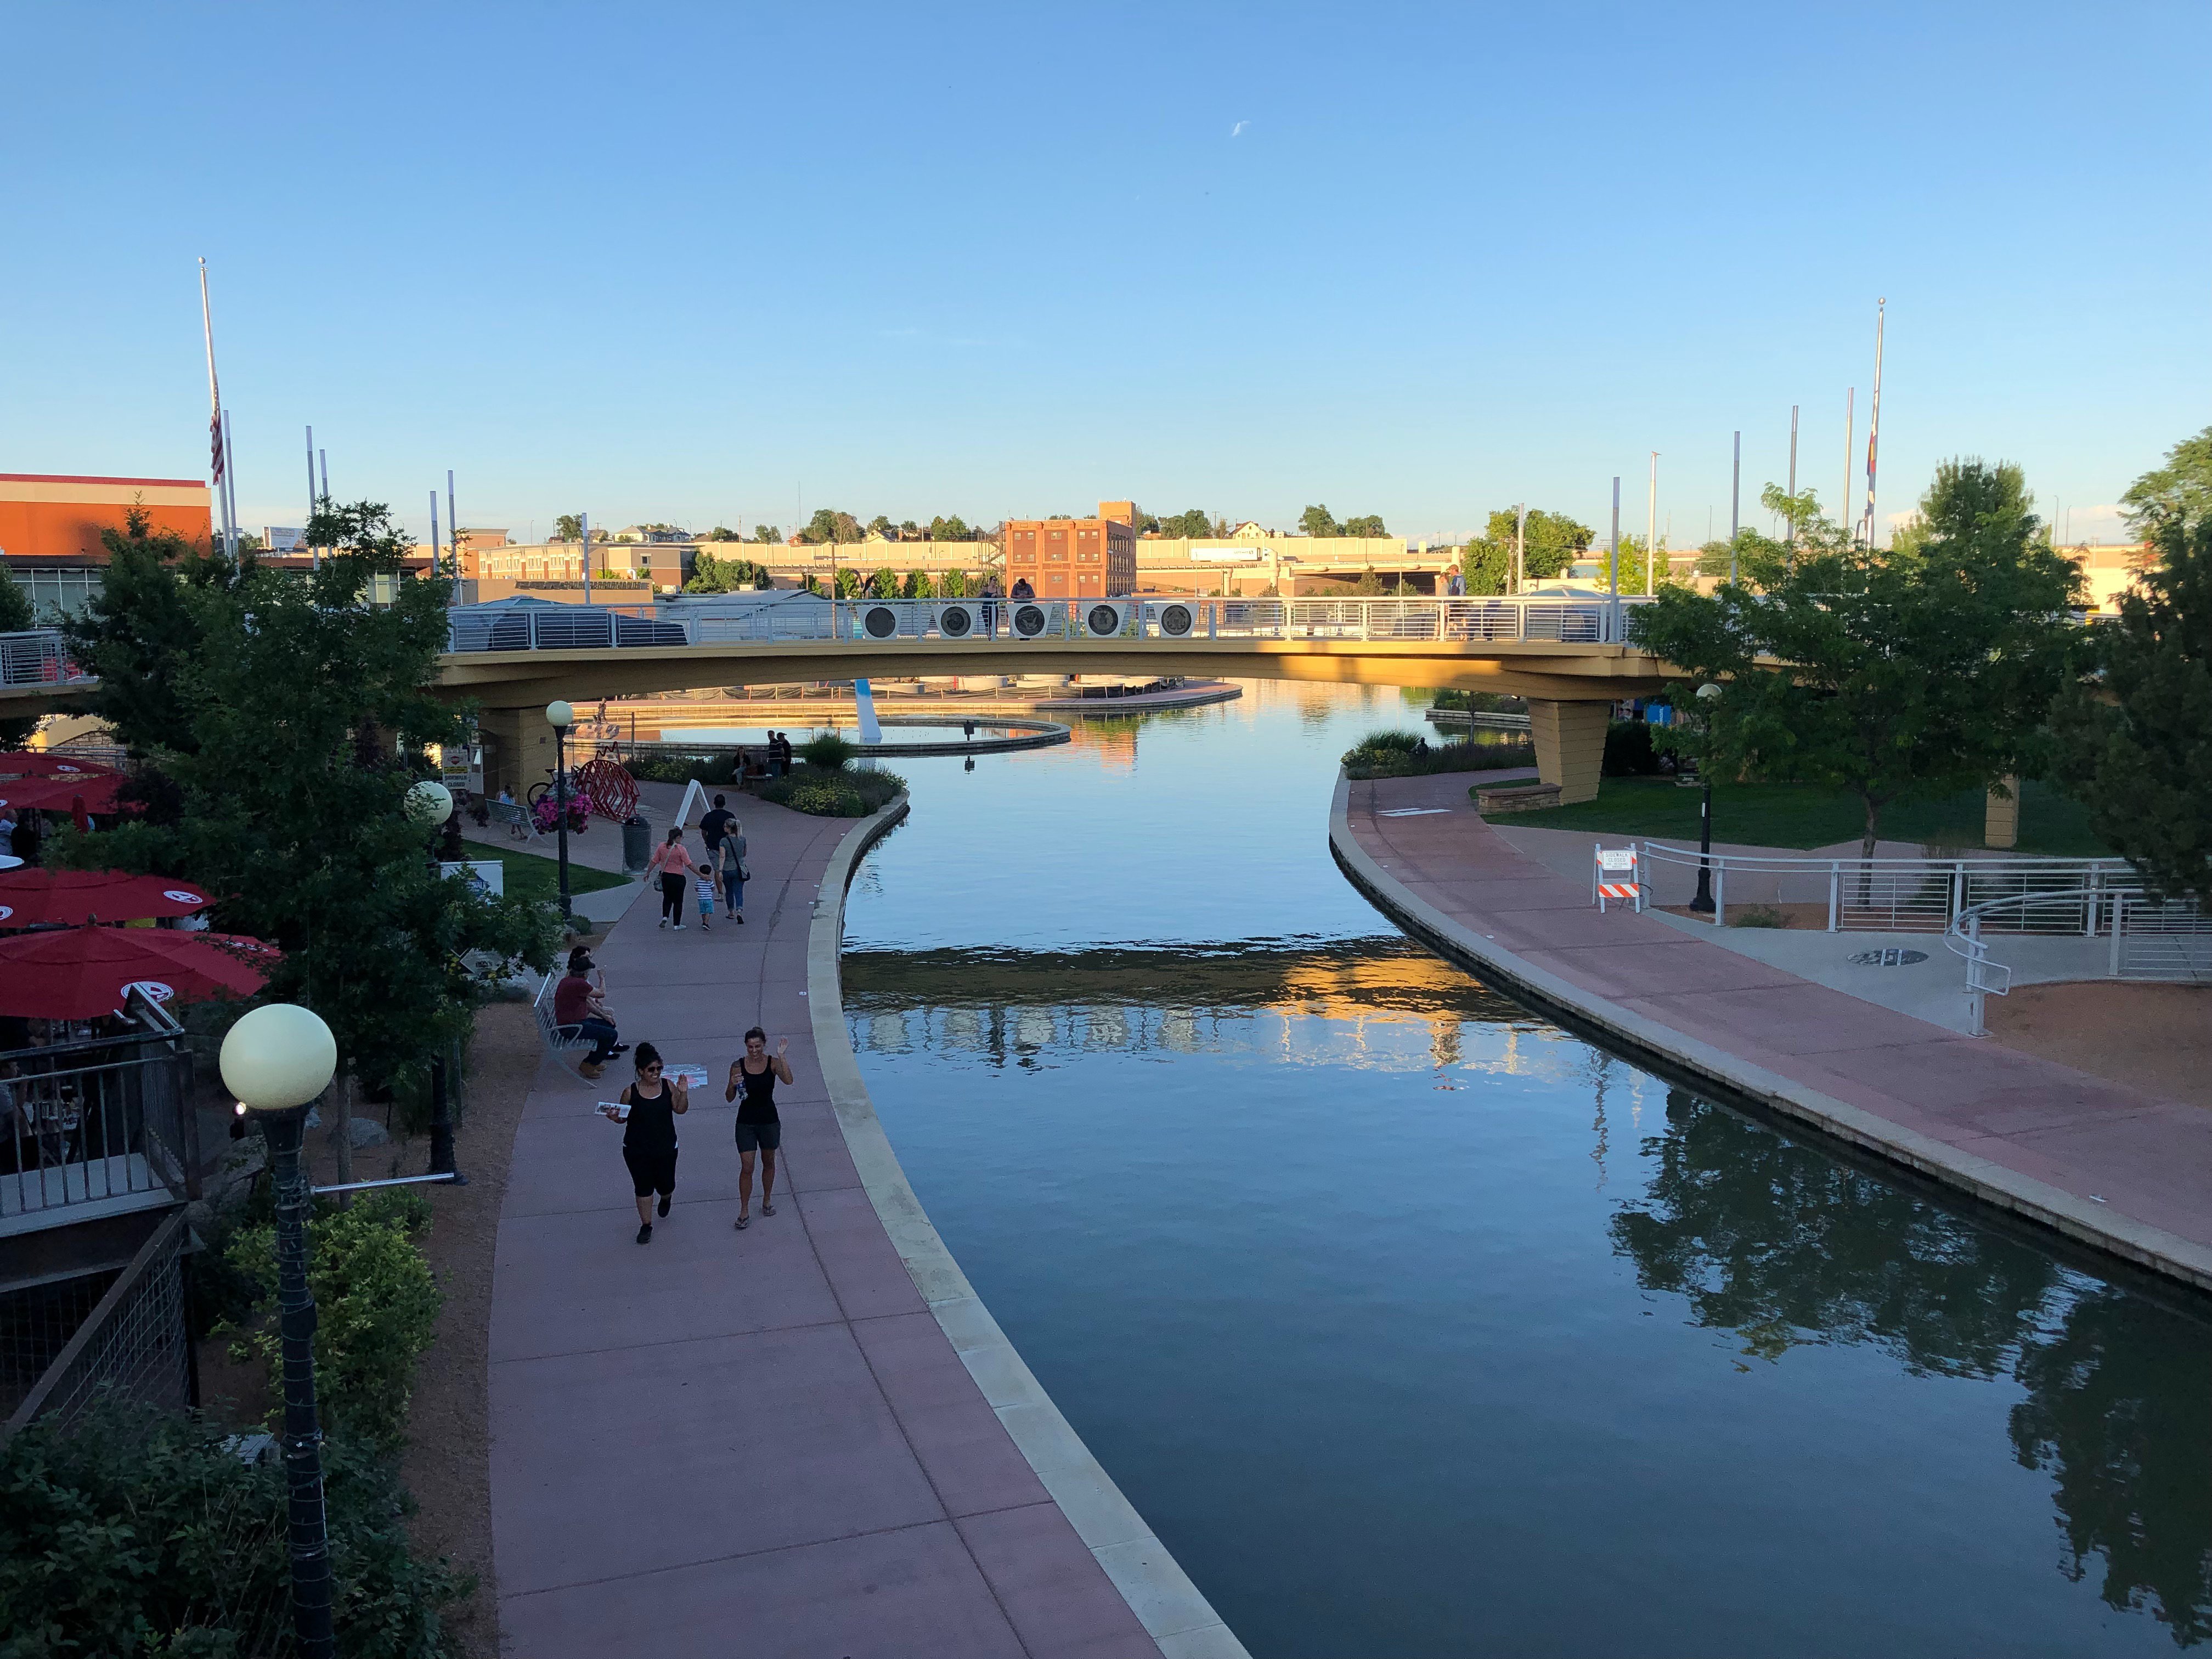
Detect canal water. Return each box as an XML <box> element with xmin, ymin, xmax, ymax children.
<box><xmin>840</xmin><ymin>682</ymin><xmax>2212</xmax><ymax>1657</ymax></box>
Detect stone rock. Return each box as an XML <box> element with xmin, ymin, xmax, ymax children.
<box><xmin>345</xmin><ymin>1115</ymin><xmax>390</xmax><ymax>1149</ymax></box>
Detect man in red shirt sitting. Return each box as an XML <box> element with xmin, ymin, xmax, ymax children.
<box><xmin>552</xmin><ymin>946</ymin><xmax>623</xmax><ymax>1078</ymax></box>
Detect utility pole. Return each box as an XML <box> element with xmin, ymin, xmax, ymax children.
<box><xmin>1514</xmin><ymin>504</ymin><xmax>1526</xmax><ymax>595</ymax></box>
<box><xmin>429</xmin><ymin>491</ymin><xmax>441</xmax><ymax>582</ymax></box>
<box><xmin>1609</xmin><ymin>476</ymin><xmax>1621</xmax><ymax>600</ymax></box>
<box><xmin>1785</xmin><ymin>404</ymin><xmax>1799</xmax><ymax>560</ymax></box>
<box><xmin>1842</xmin><ymin>388</ymin><xmax>1854</xmax><ymax>552</ymax></box>
<box><xmin>581</xmin><ymin>511</ymin><xmax>592</xmax><ymax>605</ymax></box>
<box><xmin>1859</xmin><ymin>299</ymin><xmax>1886</xmax><ymax>552</ymax></box>
<box><xmin>1645</xmin><ymin>453</ymin><xmax>1658</xmax><ymax>596</ymax></box>
<box><xmin>1729</xmin><ymin>432</ymin><xmax>1741</xmax><ymax>585</ymax></box>
<box><xmin>447</xmin><ymin>470</ymin><xmax>458</xmax><ymax>582</ymax></box>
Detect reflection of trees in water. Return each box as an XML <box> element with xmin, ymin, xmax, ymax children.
<box><xmin>1610</xmin><ymin>1090</ymin><xmax>2212</xmax><ymax>1643</ymax></box>
<box><xmin>2008</xmin><ymin>1287</ymin><xmax>2212</xmax><ymax>1645</ymax></box>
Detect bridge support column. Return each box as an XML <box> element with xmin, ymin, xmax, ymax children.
<box><xmin>476</xmin><ymin>706</ymin><xmax>560</xmax><ymax>802</ymax></box>
<box><xmin>1983</xmin><ymin>776</ymin><xmax>2020</xmax><ymax>849</ymax></box>
<box><xmin>1527</xmin><ymin>699</ymin><xmax>1610</xmax><ymax>805</ymax></box>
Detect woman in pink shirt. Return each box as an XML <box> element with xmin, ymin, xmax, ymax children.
<box><xmin>646</xmin><ymin>826</ymin><xmax>703</xmax><ymax>930</ymax></box>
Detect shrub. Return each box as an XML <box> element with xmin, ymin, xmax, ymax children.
<box><xmin>624</xmin><ymin>754</ymin><xmax>739</xmax><ymax>786</ymax></box>
<box><xmin>751</xmin><ymin>764</ymin><xmax>906</xmax><ymax>819</ymax></box>
<box><xmin>1733</xmin><ymin>902</ymin><xmax>1790</xmax><ymax>928</ymax></box>
<box><xmin>0</xmin><ymin>1400</ymin><xmax>465</xmax><ymax>1659</ymax></box>
<box><xmin>220</xmin><ymin>1188</ymin><xmax>441</xmax><ymax>1453</ymax></box>
<box><xmin>1604</xmin><ymin>719</ymin><xmax>1662</xmax><ymax>777</ymax></box>
<box><xmin>800</xmin><ymin>731</ymin><xmax>855</xmax><ymax>771</ymax></box>
<box><xmin>1342</xmin><ymin>731</ymin><xmax>1533</xmax><ymax>780</ymax></box>
<box><xmin>1340</xmin><ymin>730</ymin><xmax>1427</xmax><ymax>767</ymax></box>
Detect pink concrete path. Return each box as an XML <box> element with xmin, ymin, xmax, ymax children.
<box><xmin>1336</xmin><ymin>771</ymin><xmax>2212</xmax><ymax>1292</ymax></box>
<box><xmin>488</xmin><ymin>796</ymin><xmax>1161</xmax><ymax>1657</ymax></box>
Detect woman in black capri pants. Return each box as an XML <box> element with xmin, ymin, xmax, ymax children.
<box><xmin>608</xmin><ymin>1042</ymin><xmax>687</xmax><ymax>1243</ymax></box>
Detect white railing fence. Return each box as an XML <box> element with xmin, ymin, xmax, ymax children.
<box><xmin>1635</xmin><ymin>842</ymin><xmax>2132</xmax><ymax>933</ymax></box>
<box><xmin>1946</xmin><ymin>887</ymin><xmax>2212</xmax><ymax>1035</ymax></box>
<box><xmin>445</xmin><ymin>595</ymin><xmax>1649</xmax><ymax>652</ymax></box>
<box><xmin>0</xmin><ymin>630</ymin><xmax>90</xmax><ymax>688</ymax></box>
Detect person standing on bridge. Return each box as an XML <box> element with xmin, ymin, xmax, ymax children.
<box><xmin>1446</xmin><ymin>566</ymin><xmax>1465</xmax><ymax>598</ymax></box>
<box><xmin>1010</xmin><ymin>575</ymin><xmax>1034</xmax><ymax>600</ymax></box>
<box><xmin>725</xmin><ymin>1026</ymin><xmax>791</xmax><ymax>1230</ymax></box>
<box><xmin>647</xmin><ymin>826</ymin><xmax>703</xmax><ymax>930</ymax></box>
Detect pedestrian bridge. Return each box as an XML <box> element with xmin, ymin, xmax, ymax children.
<box><xmin>0</xmin><ymin>596</ymin><xmax>1678</xmax><ymax>803</ymax></box>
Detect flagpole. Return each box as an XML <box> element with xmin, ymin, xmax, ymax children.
<box><xmin>446</xmin><ymin>470</ymin><xmax>458</xmax><ymax>584</ymax></box>
<box><xmin>1860</xmin><ymin>299</ymin><xmax>1886</xmax><ymax>555</ymax></box>
<box><xmin>199</xmin><ymin>258</ymin><xmax>235</xmax><ymax>559</ymax></box>
<box><xmin>222</xmin><ymin>411</ymin><xmax>240</xmax><ymax>559</ymax></box>
<box><xmin>1645</xmin><ymin>452</ymin><xmax>1658</xmax><ymax>596</ymax></box>
<box><xmin>304</xmin><ymin>425</ymin><xmax>317</xmax><ymax>564</ymax></box>
<box><xmin>581</xmin><ymin>511</ymin><xmax>592</xmax><ymax>605</ymax></box>
<box><xmin>316</xmin><ymin>450</ymin><xmax>328</xmax><ymax>573</ymax></box>
<box><xmin>1841</xmin><ymin>388</ymin><xmax>1854</xmax><ymax>551</ymax></box>
<box><xmin>430</xmin><ymin>490</ymin><xmax>441</xmax><ymax>582</ymax></box>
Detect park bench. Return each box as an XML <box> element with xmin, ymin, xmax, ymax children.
<box><xmin>1474</xmin><ymin>781</ymin><xmax>1561</xmax><ymax>814</ymax></box>
<box><xmin>487</xmin><ymin>799</ymin><xmax>534</xmax><ymax>841</ymax></box>
<box><xmin>531</xmin><ymin>973</ymin><xmax>603</xmax><ymax>1074</ymax></box>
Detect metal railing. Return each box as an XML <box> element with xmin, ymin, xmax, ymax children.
<box><xmin>445</xmin><ymin>594</ymin><xmax>1650</xmax><ymax>652</ymax></box>
<box><xmin>0</xmin><ymin>630</ymin><xmax>91</xmax><ymax>688</ymax></box>
<box><xmin>1</xmin><ymin>990</ymin><xmax>199</xmax><ymax>1237</ymax></box>
<box><xmin>1635</xmin><ymin>842</ymin><xmax>2131</xmax><ymax>932</ymax></box>
<box><xmin>2</xmin><ymin>1208</ymin><xmax>192</xmax><ymax>1436</ymax></box>
<box><xmin>1945</xmin><ymin>887</ymin><xmax>2211</xmax><ymax>1035</ymax></box>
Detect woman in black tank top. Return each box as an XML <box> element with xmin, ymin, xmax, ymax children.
<box><xmin>606</xmin><ymin>1042</ymin><xmax>687</xmax><ymax>1244</ymax></box>
<box><xmin>724</xmin><ymin>1026</ymin><xmax>793</xmax><ymax>1231</ymax></box>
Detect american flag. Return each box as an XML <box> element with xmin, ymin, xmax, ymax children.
<box><xmin>210</xmin><ymin>407</ymin><xmax>224</xmax><ymax>486</ymax></box>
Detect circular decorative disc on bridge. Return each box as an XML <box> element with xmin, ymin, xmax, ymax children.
<box><xmin>1086</xmin><ymin>603</ymin><xmax>1122</xmax><ymax>637</ymax></box>
<box><xmin>1160</xmin><ymin>603</ymin><xmax>1194</xmax><ymax>637</ymax></box>
<box><xmin>939</xmin><ymin>604</ymin><xmax>973</xmax><ymax>637</ymax></box>
<box><xmin>1013</xmin><ymin>603</ymin><xmax>1047</xmax><ymax>638</ymax></box>
<box><xmin>1847</xmin><ymin>948</ymin><xmax>1929</xmax><ymax>967</ymax></box>
<box><xmin>863</xmin><ymin>605</ymin><xmax>899</xmax><ymax>639</ymax></box>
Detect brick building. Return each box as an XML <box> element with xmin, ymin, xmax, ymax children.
<box><xmin>1002</xmin><ymin>501</ymin><xmax>1137</xmax><ymax>598</ymax></box>
<box><xmin>0</xmin><ymin>472</ymin><xmax>213</xmax><ymax>616</ymax></box>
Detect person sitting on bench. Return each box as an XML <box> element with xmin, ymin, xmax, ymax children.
<box><xmin>554</xmin><ymin>946</ymin><xmax>625</xmax><ymax>1077</ymax></box>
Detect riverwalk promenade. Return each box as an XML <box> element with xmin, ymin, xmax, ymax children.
<box><xmin>487</xmin><ymin>788</ymin><xmax>1240</xmax><ymax>1656</ymax></box>
<box><xmin>1334</xmin><ymin>771</ymin><xmax>2212</xmax><ymax>1294</ymax></box>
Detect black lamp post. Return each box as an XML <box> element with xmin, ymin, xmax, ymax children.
<box><xmin>221</xmin><ymin>1003</ymin><xmax>341</xmax><ymax>1659</ymax></box>
<box><xmin>546</xmin><ymin>699</ymin><xmax>574</xmax><ymax>921</ymax></box>
<box><xmin>1688</xmin><ymin>681</ymin><xmax>1723</xmax><ymax>916</ymax></box>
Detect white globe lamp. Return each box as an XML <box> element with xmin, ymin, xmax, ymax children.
<box><xmin>221</xmin><ymin>1003</ymin><xmax>338</xmax><ymax>1113</ymax></box>
<box><xmin>405</xmin><ymin>778</ymin><xmax>454</xmax><ymax>826</ymax></box>
<box><xmin>545</xmin><ymin>700</ymin><xmax>574</xmax><ymax>729</ymax></box>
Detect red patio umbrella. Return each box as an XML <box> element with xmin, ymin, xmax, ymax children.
<box><xmin>0</xmin><ymin>922</ymin><xmax>275</xmax><ymax>1019</ymax></box>
<box><xmin>0</xmin><ymin>774</ymin><xmax>126</xmax><ymax>816</ymax></box>
<box><xmin>0</xmin><ymin>752</ymin><xmax>116</xmax><ymax>780</ymax></box>
<box><xmin>0</xmin><ymin>870</ymin><xmax>213</xmax><ymax>928</ymax></box>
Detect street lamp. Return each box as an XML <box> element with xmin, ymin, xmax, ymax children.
<box><xmin>546</xmin><ymin>701</ymin><xmax>574</xmax><ymax>920</ymax></box>
<box><xmin>220</xmin><ymin>1003</ymin><xmax>341</xmax><ymax>1659</ymax></box>
<box><xmin>404</xmin><ymin>778</ymin><xmax>452</xmax><ymax>827</ymax></box>
<box><xmin>1688</xmin><ymin>681</ymin><xmax>1724</xmax><ymax>916</ymax></box>
<box><xmin>404</xmin><ymin>777</ymin><xmax>464</xmax><ymax>1181</ymax></box>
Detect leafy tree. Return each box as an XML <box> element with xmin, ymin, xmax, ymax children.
<box><xmin>704</xmin><ymin>524</ymin><xmax>742</xmax><ymax>541</ymax></box>
<box><xmin>685</xmin><ymin>551</ymin><xmax>766</xmax><ymax>593</ymax></box>
<box><xmin>1156</xmin><ymin>507</ymin><xmax>1214</xmax><ymax>539</ymax></box>
<box><xmin>1629</xmin><ymin>459</ymin><xmax>2083</xmax><ymax>858</ymax></box>
<box><xmin>63</xmin><ymin>499</ymin><xmax>558</xmax><ymax>1178</ymax></box>
<box><xmin>752</xmin><ymin>522</ymin><xmax>783</xmax><ymax>545</ymax></box>
<box><xmin>1341</xmin><ymin>513</ymin><xmax>1387</xmax><ymax>538</ymax></box>
<box><xmin>1461</xmin><ymin>538</ymin><xmax>1511</xmax><ymax>595</ymax></box>
<box><xmin>928</xmin><ymin>514</ymin><xmax>972</xmax><ymax>542</ymax></box>
<box><xmin>939</xmin><ymin>568</ymin><xmax>971</xmax><ymax>598</ymax></box>
<box><xmin>554</xmin><ymin>512</ymin><xmax>583</xmax><ymax>541</ymax></box>
<box><xmin>866</xmin><ymin>514</ymin><xmax>894</xmax><ymax>538</ymax></box>
<box><xmin>832</xmin><ymin>566</ymin><xmax>865</xmax><ymax>599</ymax></box>
<box><xmin>1300</xmin><ymin>504</ymin><xmax>1340</xmax><ymax>538</ymax></box>
<box><xmin>902</xmin><ymin>569</ymin><xmax>935</xmax><ymax>599</ymax></box>
<box><xmin>63</xmin><ymin>505</ymin><xmax>242</xmax><ymax>756</ymax></box>
<box><xmin>2120</xmin><ymin>425</ymin><xmax>2212</xmax><ymax>539</ymax></box>
<box><xmin>899</xmin><ymin>520</ymin><xmax>921</xmax><ymax>538</ymax></box>
<box><xmin>869</xmin><ymin>566</ymin><xmax>899</xmax><ymax>597</ymax></box>
<box><xmin>2052</xmin><ymin>512</ymin><xmax>2212</xmax><ymax>899</ymax></box>
<box><xmin>800</xmin><ymin>508</ymin><xmax>864</xmax><ymax>544</ymax></box>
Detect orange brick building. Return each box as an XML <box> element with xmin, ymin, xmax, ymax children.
<box><xmin>1002</xmin><ymin>501</ymin><xmax>1138</xmax><ymax>598</ymax></box>
<box><xmin>1</xmin><ymin>473</ymin><xmax>215</xmax><ymax>616</ymax></box>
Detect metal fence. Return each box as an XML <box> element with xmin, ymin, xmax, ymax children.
<box><xmin>445</xmin><ymin>594</ymin><xmax>1650</xmax><ymax>653</ymax></box>
<box><xmin>2111</xmin><ymin>892</ymin><xmax>2212</xmax><ymax>981</ymax></box>
<box><xmin>1</xmin><ymin>1208</ymin><xmax>193</xmax><ymax>1435</ymax></box>
<box><xmin>2</xmin><ymin>991</ymin><xmax>199</xmax><ymax>1232</ymax></box>
<box><xmin>1943</xmin><ymin>887</ymin><xmax>2211</xmax><ymax>1034</ymax></box>
<box><xmin>0</xmin><ymin>630</ymin><xmax>91</xmax><ymax>688</ymax></box>
<box><xmin>1634</xmin><ymin>842</ymin><xmax>2132</xmax><ymax>932</ymax></box>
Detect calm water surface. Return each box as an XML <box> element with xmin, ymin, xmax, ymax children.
<box><xmin>842</xmin><ymin>684</ymin><xmax>2212</xmax><ymax>1657</ymax></box>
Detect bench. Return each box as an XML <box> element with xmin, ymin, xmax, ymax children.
<box><xmin>531</xmin><ymin>974</ymin><xmax>604</xmax><ymax>1074</ymax></box>
<box><xmin>1474</xmin><ymin>782</ymin><xmax>1562</xmax><ymax>814</ymax></box>
<box><xmin>487</xmin><ymin>799</ymin><xmax>534</xmax><ymax>842</ymax></box>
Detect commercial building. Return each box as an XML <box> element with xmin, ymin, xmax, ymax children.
<box><xmin>1002</xmin><ymin>503</ymin><xmax>1138</xmax><ymax>598</ymax></box>
<box><xmin>0</xmin><ymin>473</ymin><xmax>213</xmax><ymax>616</ymax></box>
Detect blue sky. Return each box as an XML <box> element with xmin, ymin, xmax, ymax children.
<box><xmin>3</xmin><ymin>2</ymin><xmax>2203</xmax><ymax>548</ymax></box>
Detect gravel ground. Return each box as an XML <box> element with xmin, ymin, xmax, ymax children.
<box><xmin>1985</xmin><ymin>981</ymin><xmax>2212</xmax><ymax>1112</ymax></box>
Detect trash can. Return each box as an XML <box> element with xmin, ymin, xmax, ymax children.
<box><xmin>622</xmin><ymin>815</ymin><xmax>651</xmax><ymax>875</ymax></box>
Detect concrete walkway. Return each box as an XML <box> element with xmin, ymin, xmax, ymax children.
<box><xmin>488</xmin><ymin>791</ymin><xmax>1238</xmax><ymax>1656</ymax></box>
<box><xmin>1335</xmin><ymin>771</ymin><xmax>2212</xmax><ymax>1294</ymax></box>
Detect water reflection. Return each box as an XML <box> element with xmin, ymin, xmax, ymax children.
<box><xmin>1612</xmin><ymin>1090</ymin><xmax>2212</xmax><ymax>1642</ymax></box>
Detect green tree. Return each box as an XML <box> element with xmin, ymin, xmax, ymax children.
<box><xmin>927</xmin><ymin>514</ymin><xmax>972</xmax><ymax>542</ymax></box>
<box><xmin>869</xmin><ymin>566</ymin><xmax>899</xmax><ymax>597</ymax></box>
<box><xmin>752</xmin><ymin>522</ymin><xmax>783</xmax><ymax>545</ymax></box>
<box><xmin>2052</xmin><ymin>513</ymin><xmax>2212</xmax><ymax>900</ymax></box>
<box><xmin>685</xmin><ymin>551</ymin><xmax>765</xmax><ymax>593</ymax></box>
<box><xmin>1459</xmin><ymin>507</ymin><xmax>1595</xmax><ymax>586</ymax></box>
<box><xmin>1156</xmin><ymin>507</ymin><xmax>1214</xmax><ymax>539</ymax></box>
<box><xmin>899</xmin><ymin>518</ymin><xmax>921</xmax><ymax>538</ymax></box>
<box><xmin>704</xmin><ymin>524</ymin><xmax>741</xmax><ymax>541</ymax></box>
<box><xmin>1300</xmin><ymin>504</ymin><xmax>1340</xmax><ymax>538</ymax></box>
<box><xmin>1629</xmin><ymin>459</ymin><xmax>2083</xmax><ymax>858</ymax></box>
<box><xmin>866</xmin><ymin>514</ymin><xmax>894</xmax><ymax>538</ymax></box>
<box><xmin>832</xmin><ymin>566</ymin><xmax>865</xmax><ymax>598</ymax></box>
<box><xmin>1341</xmin><ymin>513</ymin><xmax>1387</xmax><ymax>538</ymax></box>
<box><xmin>801</xmin><ymin>509</ymin><xmax>864</xmax><ymax>544</ymax></box>
<box><xmin>901</xmin><ymin>569</ymin><xmax>935</xmax><ymax>599</ymax></box>
<box><xmin>65</xmin><ymin>499</ymin><xmax>557</xmax><ymax>1175</ymax></box>
<box><xmin>63</xmin><ymin>505</ymin><xmax>242</xmax><ymax>756</ymax></box>
<box><xmin>1461</xmin><ymin>539</ymin><xmax>1511</xmax><ymax>595</ymax></box>
<box><xmin>553</xmin><ymin>513</ymin><xmax>583</xmax><ymax>542</ymax></box>
<box><xmin>939</xmin><ymin>568</ymin><xmax>971</xmax><ymax>598</ymax></box>
<box><xmin>2120</xmin><ymin>425</ymin><xmax>2212</xmax><ymax>539</ymax></box>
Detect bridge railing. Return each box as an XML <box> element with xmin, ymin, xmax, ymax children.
<box><xmin>1635</xmin><ymin>841</ymin><xmax>2132</xmax><ymax>932</ymax></box>
<box><xmin>1944</xmin><ymin>886</ymin><xmax>2211</xmax><ymax>1034</ymax></box>
<box><xmin>444</xmin><ymin>595</ymin><xmax>1649</xmax><ymax>652</ymax></box>
<box><xmin>0</xmin><ymin>631</ymin><xmax>91</xmax><ymax>688</ymax></box>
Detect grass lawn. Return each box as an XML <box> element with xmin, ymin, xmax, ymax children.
<box><xmin>459</xmin><ymin>844</ymin><xmax>630</xmax><ymax>904</ymax></box>
<box><xmin>1482</xmin><ymin>777</ymin><xmax>2113</xmax><ymax>856</ymax></box>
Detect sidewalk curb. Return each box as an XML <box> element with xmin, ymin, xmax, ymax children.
<box><xmin>1330</xmin><ymin>772</ymin><xmax>2212</xmax><ymax>1296</ymax></box>
<box><xmin>808</xmin><ymin>794</ymin><xmax>1250</xmax><ymax>1659</ymax></box>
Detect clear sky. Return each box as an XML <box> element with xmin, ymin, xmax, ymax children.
<box><xmin>3</xmin><ymin>2</ymin><xmax>2204</xmax><ymax>549</ymax></box>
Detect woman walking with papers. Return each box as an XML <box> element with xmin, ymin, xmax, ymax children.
<box><xmin>725</xmin><ymin>1026</ymin><xmax>792</xmax><ymax>1231</ymax></box>
<box><xmin>603</xmin><ymin>1042</ymin><xmax>687</xmax><ymax>1243</ymax></box>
